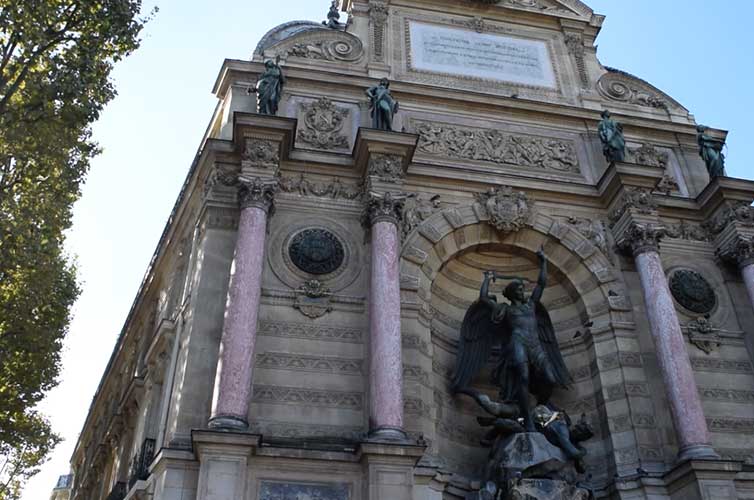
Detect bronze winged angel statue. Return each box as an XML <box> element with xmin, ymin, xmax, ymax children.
<box><xmin>451</xmin><ymin>246</ymin><xmax>572</xmax><ymax>432</ymax></box>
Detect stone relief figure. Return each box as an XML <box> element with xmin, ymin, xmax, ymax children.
<box><xmin>696</xmin><ymin>125</ymin><xmax>726</xmax><ymax>179</ymax></box>
<box><xmin>366</xmin><ymin>78</ymin><xmax>399</xmax><ymax>131</ymax></box>
<box><xmin>452</xmin><ymin>247</ymin><xmax>572</xmax><ymax>431</ymax></box>
<box><xmin>597</xmin><ymin>110</ymin><xmax>626</xmax><ymax>163</ymax></box>
<box><xmin>252</xmin><ymin>57</ymin><xmax>285</xmax><ymax>116</ymax></box>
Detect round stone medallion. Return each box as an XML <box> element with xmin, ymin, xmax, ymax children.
<box><xmin>288</xmin><ymin>228</ymin><xmax>345</xmax><ymax>275</ymax></box>
<box><xmin>668</xmin><ymin>269</ymin><xmax>717</xmax><ymax>315</ymax></box>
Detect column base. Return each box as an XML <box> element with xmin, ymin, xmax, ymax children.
<box><xmin>368</xmin><ymin>426</ymin><xmax>407</xmax><ymax>442</ymax></box>
<box><xmin>678</xmin><ymin>444</ymin><xmax>720</xmax><ymax>462</ymax></box>
<box><xmin>208</xmin><ymin>414</ymin><xmax>248</xmax><ymax>432</ymax></box>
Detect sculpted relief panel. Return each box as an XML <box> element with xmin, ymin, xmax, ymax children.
<box><xmin>411</xmin><ymin>120</ymin><xmax>581</xmax><ymax>174</ymax></box>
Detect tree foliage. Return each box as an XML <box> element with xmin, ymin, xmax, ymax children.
<box><xmin>0</xmin><ymin>1</ymin><xmax>154</xmax><ymax>496</ymax></box>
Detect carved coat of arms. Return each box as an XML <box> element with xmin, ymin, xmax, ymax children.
<box><xmin>476</xmin><ymin>186</ymin><xmax>532</xmax><ymax>233</ymax></box>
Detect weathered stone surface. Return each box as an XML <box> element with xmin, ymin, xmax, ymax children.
<box><xmin>504</xmin><ymin>478</ymin><xmax>591</xmax><ymax>500</ymax></box>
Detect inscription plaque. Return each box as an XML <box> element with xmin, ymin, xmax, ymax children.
<box><xmin>409</xmin><ymin>22</ymin><xmax>557</xmax><ymax>88</ymax></box>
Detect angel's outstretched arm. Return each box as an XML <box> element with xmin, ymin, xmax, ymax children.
<box><xmin>531</xmin><ymin>246</ymin><xmax>547</xmax><ymax>303</ymax></box>
<box><xmin>479</xmin><ymin>271</ymin><xmax>496</xmax><ymax>308</ymax></box>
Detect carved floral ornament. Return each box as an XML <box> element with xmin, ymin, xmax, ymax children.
<box><xmin>367</xmin><ymin>153</ymin><xmax>404</xmax><ymax>182</ymax></box>
<box><xmin>296</xmin><ymin>97</ymin><xmax>350</xmax><ymax>150</ymax></box>
<box><xmin>362</xmin><ymin>191</ymin><xmax>407</xmax><ymax>227</ymax></box>
<box><xmin>475</xmin><ymin>186</ymin><xmax>532</xmax><ymax>233</ymax></box>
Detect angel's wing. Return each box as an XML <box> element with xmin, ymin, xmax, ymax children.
<box><xmin>450</xmin><ymin>300</ymin><xmax>497</xmax><ymax>393</ymax></box>
<box><xmin>535</xmin><ymin>302</ymin><xmax>572</xmax><ymax>388</ymax></box>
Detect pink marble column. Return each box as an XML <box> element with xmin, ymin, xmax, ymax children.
<box><xmin>634</xmin><ymin>247</ymin><xmax>717</xmax><ymax>460</ymax></box>
<box><xmin>209</xmin><ymin>179</ymin><xmax>275</xmax><ymax>431</ymax></box>
<box><xmin>367</xmin><ymin>196</ymin><xmax>405</xmax><ymax>439</ymax></box>
<box><xmin>742</xmin><ymin>263</ymin><xmax>754</xmax><ymax>313</ymax></box>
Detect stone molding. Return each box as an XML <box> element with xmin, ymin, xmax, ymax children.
<box><xmin>690</xmin><ymin>357</ymin><xmax>752</xmax><ymax>374</ymax></box>
<box><xmin>258</xmin><ymin>319</ymin><xmax>363</xmax><ymax>344</ymax></box>
<box><xmin>238</xmin><ymin>177</ymin><xmax>278</xmax><ymax>212</ymax></box>
<box><xmin>255</xmin><ymin>351</ymin><xmax>363</xmax><ymax>375</ymax></box>
<box><xmin>252</xmin><ymin>384</ymin><xmax>363</xmax><ymax>410</ymax></box>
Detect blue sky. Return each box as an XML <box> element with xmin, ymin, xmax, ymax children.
<box><xmin>22</xmin><ymin>1</ymin><xmax>753</xmax><ymax>497</ymax></box>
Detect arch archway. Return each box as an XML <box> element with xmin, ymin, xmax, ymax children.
<box><xmin>398</xmin><ymin>203</ymin><xmax>644</xmax><ymax>484</ymax></box>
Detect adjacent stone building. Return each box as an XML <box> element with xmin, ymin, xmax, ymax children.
<box><xmin>60</xmin><ymin>0</ymin><xmax>754</xmax><ymax>499</ymax></box>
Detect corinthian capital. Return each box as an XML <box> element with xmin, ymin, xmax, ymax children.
<box><xmin>616</xmin><ymin>223</ymin><xmax>667</xmax><ymax>257</ymax></box>
<box><xmin>719</xmin><ymin>236</ymin><xmax>754</xmax><ymax>269</ymax></box>
<box><xmin>238</xmin><ymin>177</ymin><xmax>278</xmax><ymax>213</ymax></box>
<box><xmin>362</xmin><ymin>191</ymin><xmax>406</xmax><ymax>227</ymax></box>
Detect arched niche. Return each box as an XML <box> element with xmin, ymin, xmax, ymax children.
<box><xmin>399</xmin><ymin>203</ymin><xmax>630</xmax><ymax>483</ymax></box>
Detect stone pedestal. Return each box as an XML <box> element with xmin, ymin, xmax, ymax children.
<box><xmin>359</xmin><ymin>440</ymin><xmax>426</xmax><ymax>500</ymax></box>
<box><xmin>193</xmin><ymin>431</ymin><xmax>259</xmax><ymax>500</ymax></box>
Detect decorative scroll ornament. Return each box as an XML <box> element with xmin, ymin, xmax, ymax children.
<box><xmin>475</xmin><ymin>186</ymin><xmax>532</xmax><ymax>233</ymax></box>
<box><xmin>241</xmin><ymin>138</ymin><xmax>279</xmax><ymax>170</ymax></box>
<box><xmin>665</xmin><ymin>220</ymin><xmax>711</xmax><ymax>242</ymax></box>
<box><xmin>297</xmin><ymin>97</ymin><xmax>350</xmax><ymax>150</ymax></box>
<box><xmin>685</xmin><ymin>317</ymin><xmax>721</xmax><ymax>355</ymax></box>
<box><xmin>628</xmin><ymin>144</ymin><xmax>669</xmax><ymax>169</ymax></box>
<box><xmin>367</xmin><ymin>153</ymin><xmax>404</xmax><ymax>182</ymax></box>
<box><xmin>294</xmin><ymin>279</ymin><xmax>333</xmax><ymax>319</ymax></box>
<box><xmin>616</xmin><ymin>223</ymin><xmax>667</xmax><ymax>256</ymax></box>
<box><xmin>238</xmin><ymin>177</ymin><xmax>278</xmax><ymax>212</ymax></box>
<box><xmin>288</xmin><ymin>229</ymin><xmax>345</xmax><ymax>275</ymax></box>
<box><xmin>669</xmin><ymin>269</ymin><xmax>717</xmax><ymax>315</ymax></box>
<box><xmin>705</xmin><ymin>201</ymin><xmax>754</xmax><ymax>236</ymax></box>
<box><xmin>278</xmin><ymin>174</ymin><xmax>361</xmax><ymax>200</ymax></box>
<box><xmin>287</xmin><ymin>38</ymin><xmax>363</xmax><ymax>62</ymax></box>
<box><xmin>608</xmin><ymin>187</ymin><xmax>657</xmax><ymax>226</ymax></box>
<box><xmin>597</xmin><ymin>70</ymin><xmax>669</xmax><ymax>110</ymax></box>
<box><xmin>414</xmin><ymin>121</ymin><xmax>580</xmax><ymax>173</ymax></box>
<box><xmin>369</xmin><ymin>1</ymin><xmax>388</xmax><ymax>62</ymax></box>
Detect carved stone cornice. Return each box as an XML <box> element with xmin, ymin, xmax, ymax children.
<box><xmin>232</xmin><ymin>114</ymin><xmax>296</xmax><ymax>175</ymax></box>
<box><xmin>238</xmin><ymin>177</ymin><xmax>278</xmax><ymax>213</ymax></box>
<box><xmin>615</xmin><ymin>222</ymin><xmax>667</xmax><ymax>257</ymax></box>
<box><xmin>718</xmin><ymin>235</ymin><xmax>754</xmax><ymax>269</ymax></box>
<box><xmin>362</xmin><ymin>191</ymin><xmax>405</xmax><ymax>227</ymax></box>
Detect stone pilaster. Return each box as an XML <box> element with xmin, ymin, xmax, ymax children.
<box><xmin>194</xmin><ymin>431</ymin><xmax>259</xmax><ymax>500</ymax></box>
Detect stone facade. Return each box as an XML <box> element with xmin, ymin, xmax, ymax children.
<box><xmin>60</xmin><ymin>1</ymin><xmax>754</xmax><ymax>500</ymax></box>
